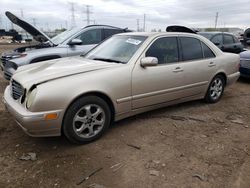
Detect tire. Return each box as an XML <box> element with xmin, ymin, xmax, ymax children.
<box><xmin>205</xmin><ymin>75</ymin><xmax>225</xmax><ymax>103</ymax></box>
<box><xmin>63</xmin><ymin>96</ymin><xmax>111</xmax><ymax>144</ymax></box>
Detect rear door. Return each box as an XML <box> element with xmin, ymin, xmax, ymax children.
<box><xmin>223</xmin><ymin>34</ymin><xmax>237</xmax><ymax>53</ymax></box>
<box><xmin>67</xmin><ymin>28</ymin><xmax>103</xmax><ymax>56</ymax></box>
<box><xmin>232</xmin><ymin>35</ymin><xmax>243</xmax><ymax>53</ymax></box>
<box><xmin>177</xmin><ymin>36</ymin><xmax>217</xmax><ymax>95</ymax></box>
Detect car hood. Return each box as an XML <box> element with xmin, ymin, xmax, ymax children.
<box><xmin>5</xmin><ymin>11</ymin><xmax>53</xmax><ymax>44</ymax></box>
<box><xmin>13</xmin><ymin>56</ymin><xmax>121</xmax><ymax>87</ymax></box>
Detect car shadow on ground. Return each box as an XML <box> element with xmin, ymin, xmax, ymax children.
<box><xmin>238</xmin><ymin>77</ymin><xmax>250</xmax><ymax>84</ymax></box>
<box><xmin>110</xmin><ymin>99</ymin><xmax>206</xmax><ymax>130</ymax></box>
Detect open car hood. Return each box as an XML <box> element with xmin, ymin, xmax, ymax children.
<box><xmin>5</xmin><ymin>11</ymin><xmax>54</xmax><ymax>44</ymax></box>
<box><xmin>166</xmin><ymin>25</ymin><xmax>197</xmax><ymax>34</ymax></box>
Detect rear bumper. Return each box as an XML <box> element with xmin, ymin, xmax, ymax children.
<box><xmin>3</xmin><ymin>86</ymin><xmax>63</xmax><ymax>137</ymax></box>
<box><xmin>227</xmin><ymin>72</ymin><xmax>240</xmax><ymax>85</ymax></box>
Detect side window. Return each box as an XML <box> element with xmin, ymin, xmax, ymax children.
<box><xmin>233</xmin><ymin>36</ymin><xmax>240</xmax><ymax>43</ymax></box>
<box><xmin>211</xmin><ymin>34</ymin><xmax>223</xmax><ymax>45</ymax></box>
<box><xmin>104</xmin><ymin>29</ymin><xmax>122</xmax><ymax>39</ymax></box>
<box><xmin>77</xmin><ymin>29</ymin><xmax>102</xmax><ymax>45</ymax></box>
<box><xmin>145</xmin><ymin>37</ymin><xmax>179</xmax><ymax>64</ymax></box>
<box><xmin>180</xmin><ymin>37</ymin><xmax>203</xmax><ymax>61</ymax></box>
<box><xmin>224</xmin><ymin>34</ymin><xmax>234</xmax><ymax>45</ymax></box>
<box><xmin>201</xmin><ymin>42</ymin><xmax>215</xmax><ymax>58</ymax></box>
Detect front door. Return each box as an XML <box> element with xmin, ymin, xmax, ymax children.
<box><xmin>132</xmin><ymin>36</ymin><xmax>185</xmax><ymax>109</ymax></box>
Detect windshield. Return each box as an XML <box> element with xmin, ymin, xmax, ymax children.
<box><xmin>198</xmin><ymin>32</ymin><xmax>214</xmax><ymax>40</ymax></box>
<box><xmin>85</xmin><ymin>35</ymin><xmax>147</xmax><ymax>64</ymax></box>
<box><xmin>51</xmin><ymin>27</ymin><xmax>81</xmax><ymax>44</ymax></box>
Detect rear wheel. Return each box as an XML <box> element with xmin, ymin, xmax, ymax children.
<box><xmin>63</xmin><ymin>96</ymin><xmax>111</xmax><ymax>144</ymax></box>
<box><xmin>205</xmin><ymin>75</ymin><xmax>225</xmax><ymax>103</ymax></box>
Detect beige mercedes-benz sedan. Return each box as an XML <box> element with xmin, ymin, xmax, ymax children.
<box><xmin>3</xmin><ymin>32</ymin><xmax>240</xmax><ymax>144</ymax></box>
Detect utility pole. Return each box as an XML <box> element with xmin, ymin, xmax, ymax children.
<box><xmin>46</xmin><ymin>22</ymin><xmax>49</xmax><ymax>31</ymax></box>
<box><xmin>32</xmin><ymin>18</ymin><xmax>37</xmax><ymax>27</ymax></box>
<box><xmin>0</xmin><ymin>14</ymin><xmax>2</xmax><ymax>29</ymax></box>
<box><xmin>65</xmin><ymin>20</ymin><xmax>68</xmax><ymax>29</ymax></box>
<box><xmin>215</xmin><ymin>12</ymin><xmax>219</xmax><ymax>29</ymax></box>
<box><xmin>137</xmin><ymin>19</ymin><xmax>140</xmax><ymax>31</ymax></box>
<box><xmin>20</xmin><ymin>9</ymin><xmax>24</xmax><ymax>18</ymax></box>
<box><xmin>143</xmin><ymin>14</ymin><xmax>146</xmax><ymax>32</ymax></box>
<box><xmin>69</xmin><ymin>2</ymin><xmax>76</xmax><ymax>28</ymax></box>
<box><xmin>83</xmin><ymin>5</ymin><xmax>93</xmax><ymax>26</ymax></box>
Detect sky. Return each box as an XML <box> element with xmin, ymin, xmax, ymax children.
<box><xmin>0</xmin><ymin>0</ymin><xmax>250</xmax><ymax>31</ymax></box>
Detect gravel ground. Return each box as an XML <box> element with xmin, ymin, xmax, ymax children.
<box><xmin>0</xmin><ymin>44</ymin><xmax>250</xmax><ymax>188</ymax></box>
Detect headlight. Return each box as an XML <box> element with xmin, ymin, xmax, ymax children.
<box><xmin>26</xmin><ymin>87</ymin><xmax>37</xmax><ymax>109</ymax></box>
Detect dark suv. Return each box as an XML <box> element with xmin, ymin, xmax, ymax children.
<box><xmin>199</xmin><ymin>32</ymin><xmax>243</xmax><ymax>54</ymax></box>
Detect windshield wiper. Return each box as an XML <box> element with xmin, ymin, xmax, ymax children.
<box><xmin>93</xmin><ymin>58</ymin><xmax>125</xmax><ymax>64</ymax></box>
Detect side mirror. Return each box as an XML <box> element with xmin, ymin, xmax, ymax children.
<box><xmin>68</xmin><ymin>39</ymin><xmax>83</xmax><ymax>46</ymax></box>
<box><xmin>140</xmin><ymin>57</ymin><xmax>158</xmax><ymax>67</ymax></box>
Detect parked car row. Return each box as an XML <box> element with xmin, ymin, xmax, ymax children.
<box><xmin>1</xmin><ymin>12</ymin><xmax>241</xmax><ymax>144</ymax></box>
<box><xmin>1</xmin><ymin>11</ymin><xmax>131</xmax><ymax>80</ymax></box>
<box><xmin>166</xmin><ymin>26</ymin><xmax>250</xmax><ymax>78</ymax></box>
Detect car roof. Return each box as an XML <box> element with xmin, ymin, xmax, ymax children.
<box><xmin>199</xmin><ymin>31</ymin><xmax>234</xmax><ymax>35</ymax></box>
<box><xmin>83</xmin><ymin>24</ymin><xmax>129</xmax><ymax>31</ymax></box>
<box><xmin>116</xmin><ymin>32</ymin><xmax>200</xmax><ymax>38</ymax></box>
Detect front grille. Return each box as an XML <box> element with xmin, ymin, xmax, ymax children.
<box><xmin>1</xmin><ymin>56</ymin><xmax>8</xmax><ymax>67</ymax></box>
<box><xmin>4</xmin><ymin>72</ymin><xmax>11</xmax><ymax>80</ymax></box>
<box><xmin>240</xmin><ymin>59</ymin><xmax>250</xmax><ymax>69</ymax></box>
<box><xmin>11</xmin><ymin>80</ymin><xmax>24</xmax><ymax>100</ymax></box>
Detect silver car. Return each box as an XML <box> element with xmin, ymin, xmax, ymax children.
<box><xmin>1</xmin><ymin>11</ymin><xmax>130</xmax><ymax>80</ymax></box>
<box><xmin>3</xmin><ymin>32</ymin><xmax>240</xmax><ymax>144</ymax></box>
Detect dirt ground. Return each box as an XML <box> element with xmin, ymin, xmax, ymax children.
<box><xmin>0</xmin><ymin>44</ymin><xmax>250</xmax><ymax>188</ymax></box>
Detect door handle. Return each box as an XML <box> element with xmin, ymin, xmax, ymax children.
<box><xmin>173</xmin><ymin>67</ymin><xmax>183</xmax><ymax>73</ymax></box>
<box><xmin>208</xmin><ymin>62</ymin><xmax>216</xmax><ymax>67</ymax></box>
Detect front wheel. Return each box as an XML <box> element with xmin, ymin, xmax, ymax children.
<box><xmin>205</xmin><ymin>75</ymin><xmax>225</xmax><ymax>103</ymax></box>
<box><xmin>63</xmin><ymin>96</ymin><xmax>111</xmax><ymax>144</ymax></box>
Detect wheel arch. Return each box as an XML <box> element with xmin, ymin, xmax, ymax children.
<box><xmin>62</xmin><ymin>91</ymin><xmax>116</xmax><ymax>131</ymax></box>
<box><xmin>214</xmin><ymin>72</ymin><xmax>227</xmax><ymax>86</ymax></box>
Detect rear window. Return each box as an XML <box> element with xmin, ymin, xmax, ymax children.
<box><xmin>201</xmin><ymin>42</ymin><xmax>215</xmax><ymax>58</ymax></box>
<box><xmin>180</xmin><ymin>37</ymin><xmax>203</xmax><ymax>61</ymax></box>
<box><xmin>224</xmin><ymin>34</ymin><xmax>234</xmax><ymax>45</ymax></box>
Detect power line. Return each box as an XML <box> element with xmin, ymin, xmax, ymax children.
<box><xmin>83</xmin><ymin>5</ymin><xmax>94</xmax><ymax>26</ymax></box>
